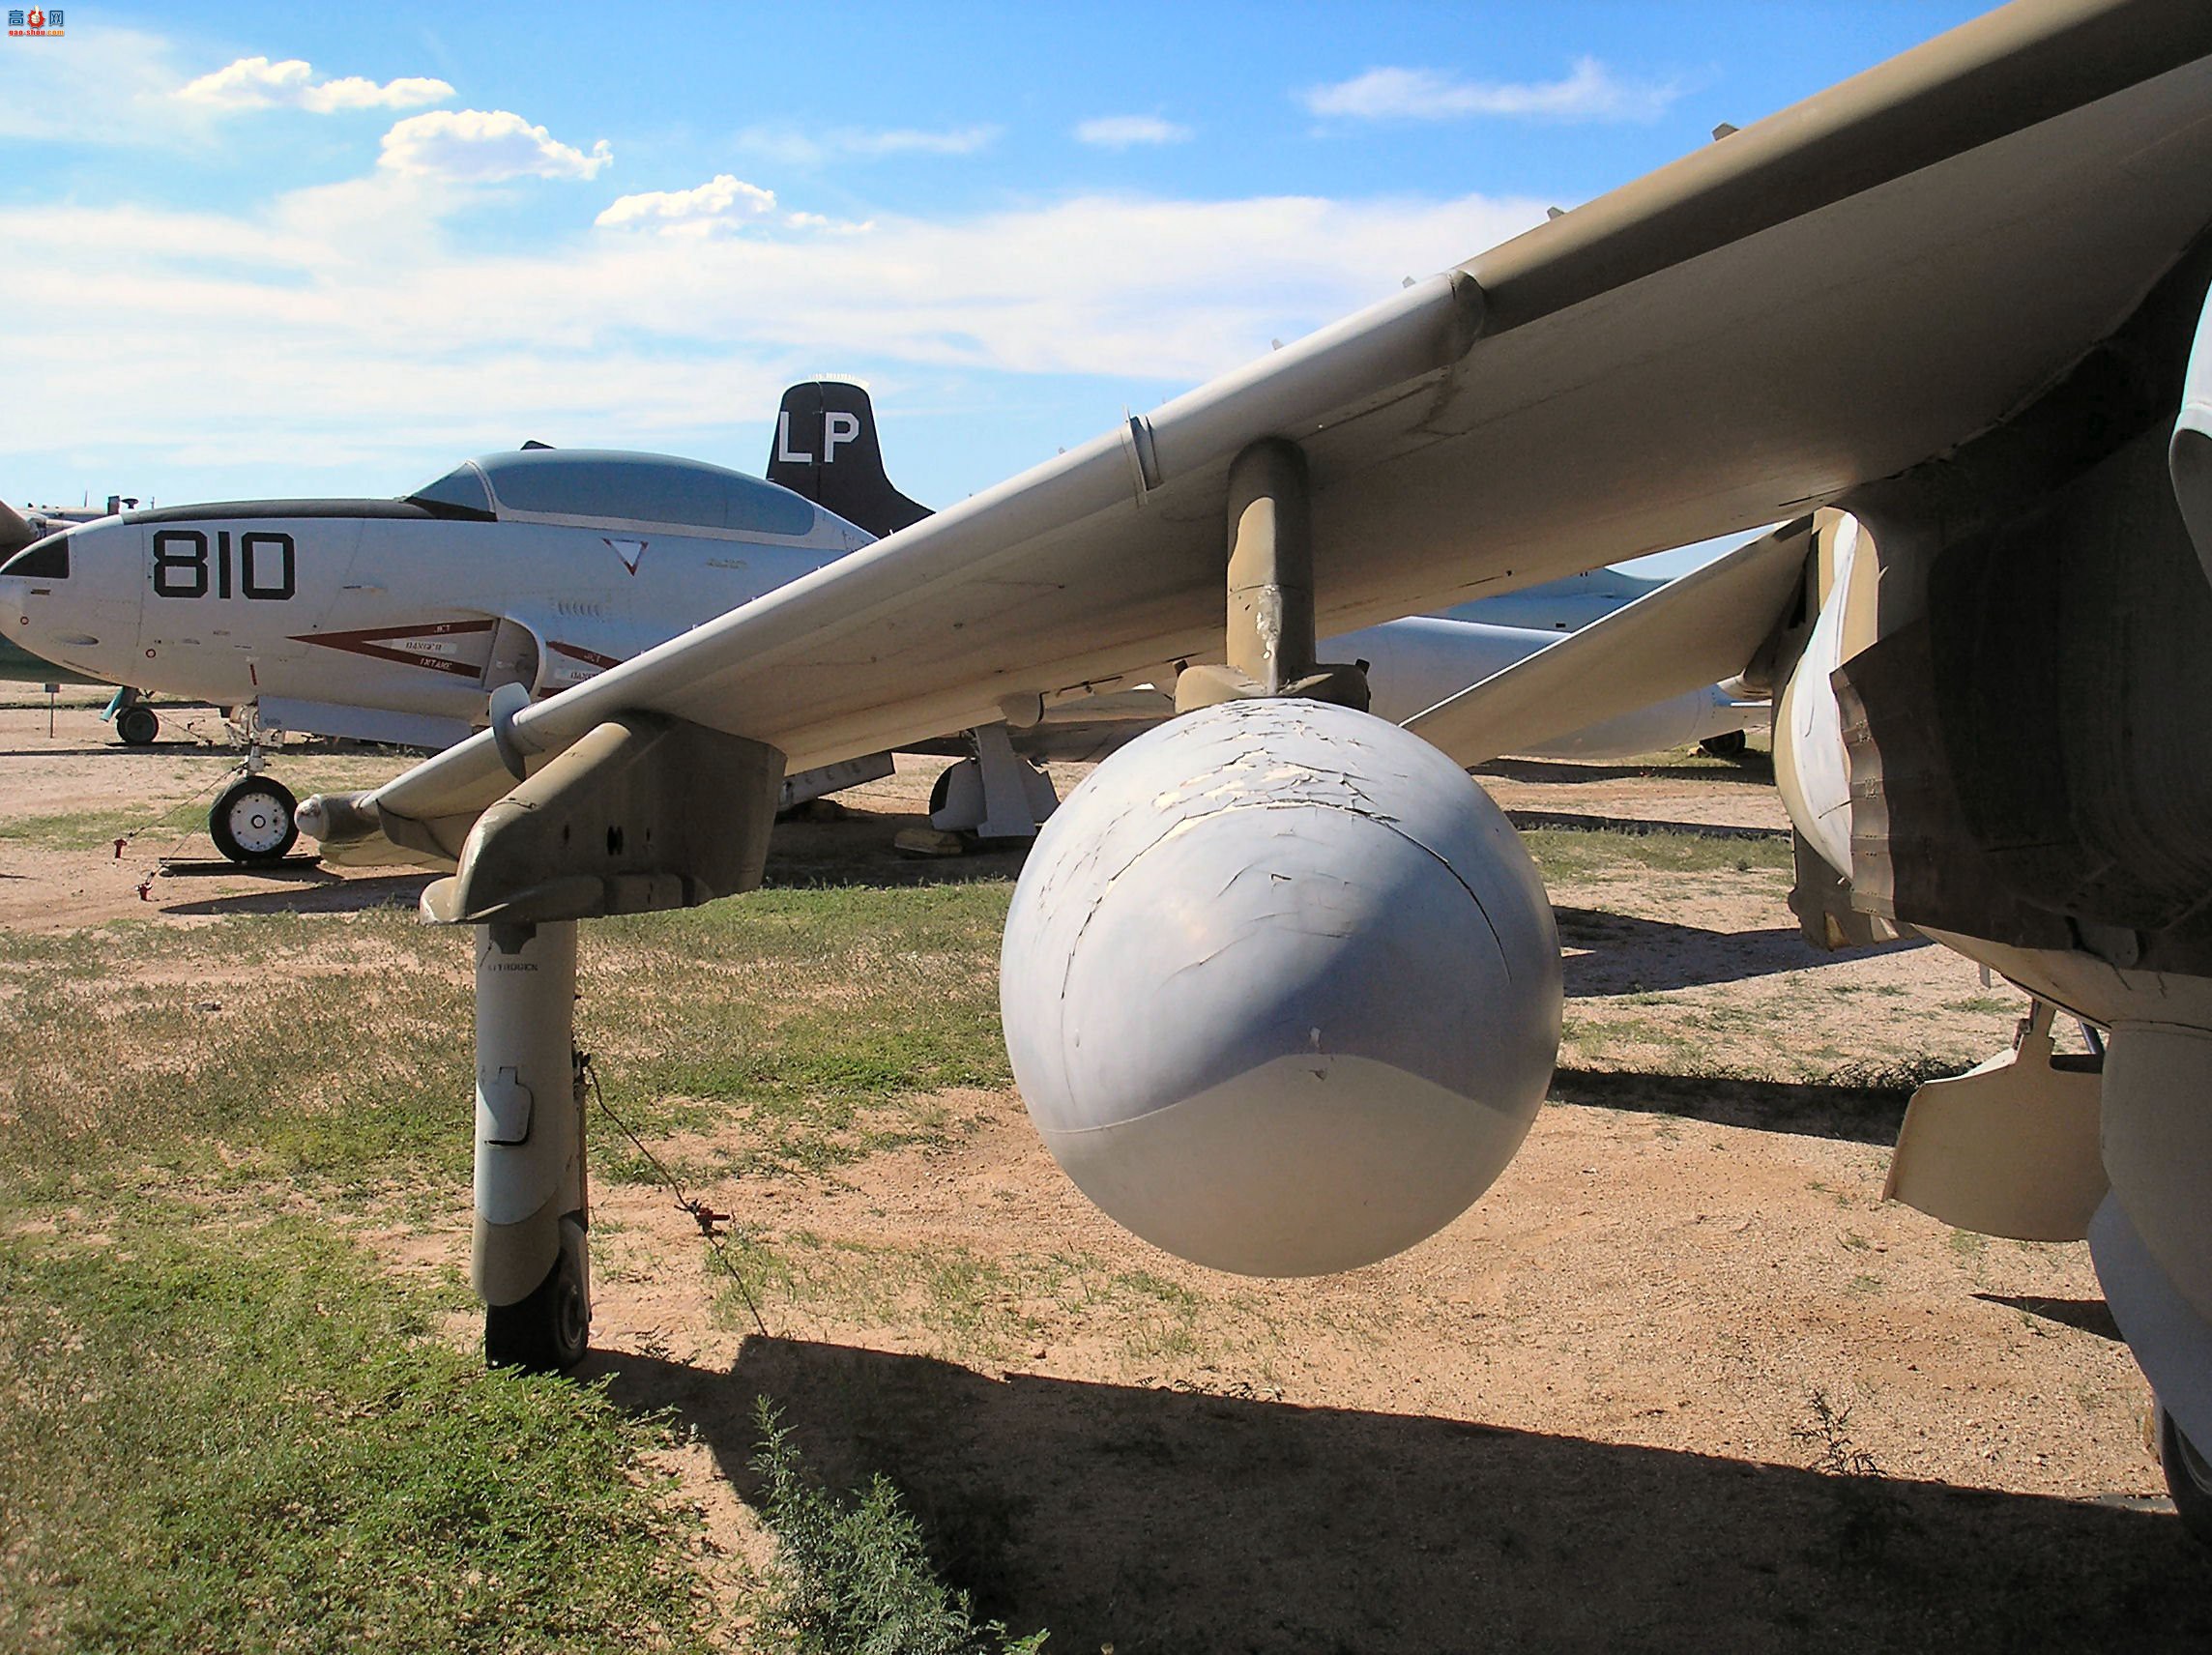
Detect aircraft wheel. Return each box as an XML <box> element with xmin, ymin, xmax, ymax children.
<box><xmin>1700</xmin><ymin>731</ymin><xmax>1748</xmax><ymax>759</ymax></box>
<box><xmin>2160</xmin><ymin>1406</ymin><xmax>2212</xmax><ymax>1546</ymax></box>
<box><xmin>115</xmin><ymin>704</ymin><xmax>159</xmax><ymax>746</ymax></box>
<box><xmin>485</xmin><ymin>1246</ymin><xmax>590</xmax><ymax>1373</ymax></box>
<box><xmin>209</xmin><ymin>776</ymin><xmax>299</xmax><ymax>864</ymax></box>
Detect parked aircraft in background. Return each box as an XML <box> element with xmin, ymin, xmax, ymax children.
<box><xmin>0</xmin><ymin>446</ymin><xmax>879</xmax><ymax>857</ymax></box>
<box><xmin>290</xmin><ymin>0</ymin><xmax>2212</xmax><ymax>1537</ymax></box>
<box><xmin>1439</xmin><ymin>566</ymin><xmax>1664</xmax><ymax>632</ymax></box>
<box><xmin>1</xmin><ymin>383</ymin><xmax>1758</xmax><ymax>861</ymax></box>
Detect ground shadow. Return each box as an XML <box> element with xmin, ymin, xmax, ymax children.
<box><xmin>1508</xmin><ymin>808</ymin><xmax>1791</xmax><ymax>841</ymax></box>
<box><xmin>0</xmin><ymin>734</ymin><xmax>425</xmax><ymax>761</ymax></box>
<box><xmin>1549</xmin><ymin>1066</ymin><xmax>1918</xmax><ymax>1144</ymax></box>
<box><xmin>162</xmin><ymin>872</ymin><xmax>432</xmax><ymax>917</ymax></box>
<box><xmin>0</xmin><ymin>744</ymin><xmax>180</xmax><ymax>759</ymax></box>
<box><xmin>1976</xmin><ymin>1293</ymin><xmax>2125</xmax><ymax>1342</ymax></box>
<box><xmin>760</xmin><ymin>812</ymin><xmax>1031</xmax><ymax>889</ymax></box>
<box><xmin>593</xmin><ymin>1338</ymin><xmax>2211</xmax><ymax>1654</ymax></box>
<box><xmin>1480</xmin><ymin>752</ymin><xmax>1776</xmax><ymax>787</ymax></box>
<box><xmin>1553</xmin><ymin>906</ymin><xmax>1921</xmax><ymax>997</ymax></box>
<box><xmin>153</xmin><ymin>855</ymin><xmax>327</xmax><ymax>880</ymax></box>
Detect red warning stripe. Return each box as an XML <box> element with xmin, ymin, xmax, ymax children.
<box><xmin>293</xmin><ymin>618</ymin><xmax>495</xmax><ymax>680</ymax></box>
<box><xmin>548</xmin><ymin>639</ymin><xmax>625</xmax><ymax>672</ymax></box>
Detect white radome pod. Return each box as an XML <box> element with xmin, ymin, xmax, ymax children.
<box><xmin>1001</xmin><ymin>697</ymin><xmax>1562</xmax><ymax>1276</ymax></box>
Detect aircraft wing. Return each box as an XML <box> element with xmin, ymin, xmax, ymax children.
<box><xmin>1402</xmin><ymin>517</ymin><xmax>1814</xmax><ymax>768</ymax></box>
<box><xmin>363</xmin><ymin>0</ymin><xmax>2212</xmax><ymax>857</ymax></box>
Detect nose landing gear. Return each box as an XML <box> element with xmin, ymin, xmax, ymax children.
<box><xmin>209</xmin><ymin>774</ymin><xmax>300</xmax><ymax>863</ymax></box>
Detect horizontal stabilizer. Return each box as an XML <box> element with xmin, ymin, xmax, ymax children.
<box><xmin>1402</xmin><ymin>517</ymin><xmax>1813</xmax><ymax>767</ymax></box>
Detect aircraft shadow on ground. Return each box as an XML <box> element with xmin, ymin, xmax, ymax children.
<box><xmin>1553</xmin><ymin>906</ymin><xmax>1922</xmax><ymax>997</ymax></box>
<box><xmin>596</xmin><ymin>1339</ymin><xmax>2210</xmax><ymax>1654</ymax></box>
<box><xmin>759</xmin><ymin>816</ymin><xmax>1033</xmax><ymax>889</ymax></box>
<box><xmin>1507</xmin><ymin>807</ymin><xmax>1791</xmax><ymax>841</ymax></box>
<box><xmin>1479</xmin><ymin>753</ymin><xmax>1776</xmax><ymax>787</ymax></box>
<box><xmin>162</xmin><ymin>871</ymin><xmax>432</xmax><ymax>917</ymax></box>
<box><xmin>0</xmin><ymin>744</ymin><xmax>182</xmax><ymax>759</ymax></box>
<box><xmin>1548</xmin><ymin>1066</ymin><xmax>1916</xmax><ymax>1145</ymax></box>
<box><xmin>1974</xmin><ymin>1293</ymin><xmax>2126</xmax><ymax>1342</ymax></box>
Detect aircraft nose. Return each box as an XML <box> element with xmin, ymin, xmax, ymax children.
<box><xmin>2</xmin><ymin>526</ymin><xmax>126</xmax><ymax>674</ymax></box>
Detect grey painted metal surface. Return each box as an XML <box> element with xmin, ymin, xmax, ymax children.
<box><xmin>1001</xmin><ymin>698</ymin><xmax>1560</xmax><ymax>1276</ymax></box>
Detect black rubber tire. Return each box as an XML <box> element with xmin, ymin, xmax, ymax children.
<box><xmin>2160</xmin><ymin>1407</ymin><xmax>2212</xmax><ymax>1547</ymax></box>
<box><xmin>485</xmin><ymin>1247</ymin><xmax>591</xmax><ymax>1373</ymax></box>
<box><xmin>115</xmin><ymin>704</ymin><xmax>159</xmax><ymax>746</ymax></box>
<box><xmin>1700</xmin><ymin>730</ymin><xmax>1749</xmax><ymax>759</ymax></box>
<box><xmin>208</xmin><ymin>776</ymin><xmax>299</xmax><ymax>864</ymax></box>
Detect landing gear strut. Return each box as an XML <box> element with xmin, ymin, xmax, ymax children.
<box><xmin>206</xmin><ymin>710</ymin><xmax>301</xmax><ymax>864</ymax></box>
<box><xmin>472</xmin><ymin>919</ymin><xmax>591</xmax><ymax>1372</ymax></box>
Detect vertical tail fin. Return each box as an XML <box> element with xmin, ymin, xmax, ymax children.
<box><xmin>765</xmin><ymin>380</ymin><xmax>931</xmax><ymax>540</ymax></box>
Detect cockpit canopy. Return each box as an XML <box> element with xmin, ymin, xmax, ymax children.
<box><xmin>405</xmin><ymin>450</ymin><xmax>819</xmax><ymax>537</ymax></box>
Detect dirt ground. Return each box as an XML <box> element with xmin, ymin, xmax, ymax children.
<box><xmin>5</xmin><ymin>694</ymin><xmax>2208</xmax><ymax>1651</ymax></box>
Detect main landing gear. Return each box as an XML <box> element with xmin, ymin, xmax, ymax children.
<box><xmin>2160</xmin><ymin>1406</ymin><xmax>2212</xmax><ymax>1544</ymax></box>
<box><xmin>473</xmin><ymin>919</ymin><xmax>592</xmax><ymax>1373</ymax></box>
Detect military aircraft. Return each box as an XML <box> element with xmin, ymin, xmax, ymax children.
<box><xmin>0</xmin><ymin>385</ymin><xmax>1758</xmax><ymax>861</ymax></box>
<box><xmin>284</xmin><ymin>0</ymin><xmax>2212</xmax><ymax>1535</ymax></box>
<box><xmin>0</xmin><ymin>443</ymin><xmax>884</xmax><ymax>859</ymax></box>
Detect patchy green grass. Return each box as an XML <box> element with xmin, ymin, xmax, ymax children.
<box><xmin>0</xmin><ymin>884</ymin><xmax>1037</xmax><ymax>1651</ymax></box>
<box><xmin>0</xmin><ymin>915</ymin><xmax>476</xmax><ymax>1208</ymax></box>
<box><xmin>0</xmin><ymin>800</ymin><xmax>216</xmax><ymax>853</ymax></box>
<box><xmin>1523</xmin><ymin>827</ymin><xmax>1793</xmax><ymax>881</ymax></box>
<box><xmin>715</xmin><ymin>1232</ymin><xmax>1238</xmax><ymax>1370</ymax></box>
<box><xmin>0</xmin><ymin>886</ymin><xmax>1016</xmax><ymax>1210</ymax></box>
<box><xmin>0</xmin><ymin>1219</ymin><xmax>718</xmax><ymax>1655</ymax></box>
<box><xmin>750</xmin><ymin>1400</ymin><xmax>1044</xmax><ymax>1654</ymax></box>
<box><xmin>581</xmin><ymin>885</ymin><xmax>1012</xmax><ymax>1182</ymax></box>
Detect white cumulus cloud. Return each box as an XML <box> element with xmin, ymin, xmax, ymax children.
<box><xmin>732</xmin><ymin>124</ymin><xmax>1001</xmax><ymax>166</ymax></box>
<box><xmin>841</xmin><ymin>125</ymin><xmax>999</xmax><ymax>158</ymax></box>
<box><xmin>378</xmin><ymin>109</ymin><xmax>612</xmax><ymax>182</ymax></box>
<box><xmin>0</xmin><ymin>177</ymin><xmax>1550</xmax><ymax>500</ymax></box>
<box><xmin>596</xmin><ymin>174</ymin><xmax>777</xmax><ymax>235</ymax></box>
<box><xmin>1074</xmin><ymin>115</ymin><xmax>1193</xmax><ymax>149</ymax></box>
<box><xmin>1303</xmin><ymin>59</ymin><xmax>1679</xmax><ymax>123</ymax></box>
<box><xmin>177</xmin><ymin>55</ymin><xmax>453</xmax><ymax>114</ymax></box>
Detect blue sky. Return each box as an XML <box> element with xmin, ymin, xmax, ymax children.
<box><xmin>1</xmin><ymin>2</ymin><xmax>1987</xmax><ymax>573</ymax></box>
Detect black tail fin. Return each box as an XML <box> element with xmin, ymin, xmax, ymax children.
<box><xmin>765</xmin><ymin>380</ymin><xmax>931</xmax><ymax>540</ymax></box>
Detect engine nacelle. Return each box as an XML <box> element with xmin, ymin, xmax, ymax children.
<box><xmin>1001</xmin><ymin>697</ymin><xmax>1561</xmax><ymax>1276</ymax></box>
